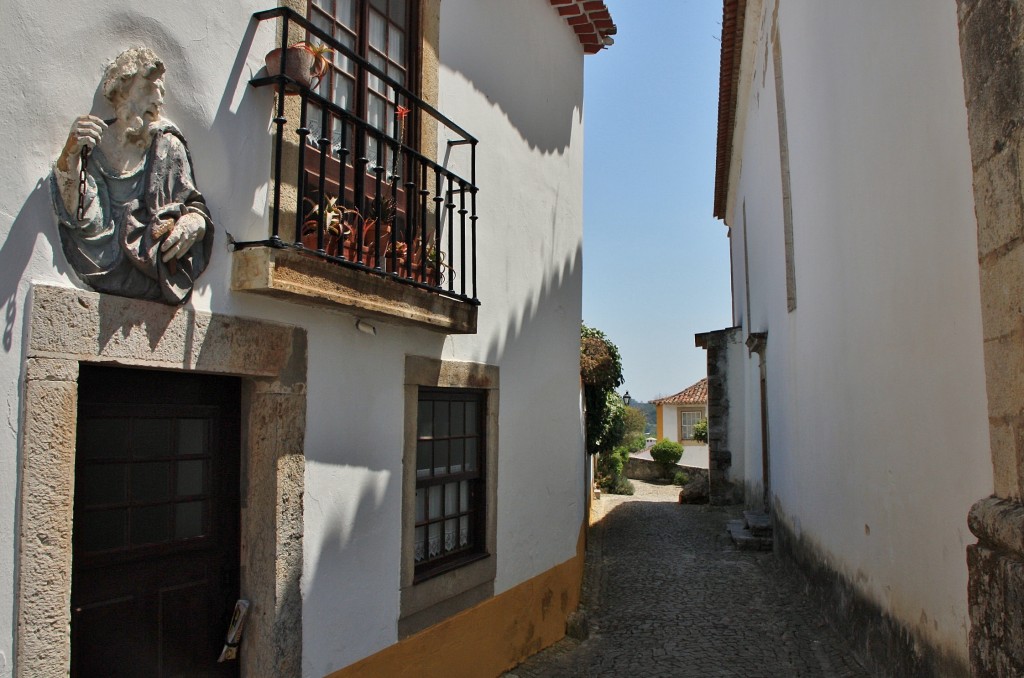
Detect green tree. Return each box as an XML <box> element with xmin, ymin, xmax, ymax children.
<box><xmin>623</xmin><ymin>406</ymin><xmax>647</xmax><ymax>437</ymax></box>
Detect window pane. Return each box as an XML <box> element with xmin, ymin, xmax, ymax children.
<box><xmin>334</xmin><ymin>75</ymin><xmax>354</xmax><ymax>111</ymax></box>
<box><xmin>176</xmin><ymin>419</ymin><xmax>206</xmax><ymax>456</ymax></box>
<box><xmin>308</xmin><ymin>105</ymin><xmax>325</xmax><ymax>148</ymax></box>
<box><xmin>367</xmin><ymin>136</ymin><xmax>382</xmax><ymax>170</ymax></box>
<box><xmin>433</xmin><ymin>401</ymin><xmax>449</xmax><ymax>438</ymax></box>
<box><xmin>417</xmin><ymin>401</ymin><xmax>432</xmax><ymax>438</ymax></box>
<box><xmin>131</xmin><ymin>462</ymin><xmax>171</xmax><ymax>502</ymax></box>
<box><xmin>368</xmin><ymin>58</ymin><xmax>386</xmax><ymax>95</ymax></box>
<box><xmin>312</xmin><ymin>0</ymin><xmax>330</xmax><ymax>11</ymax></box>
<box><xmin>131</xmin><ymin>504</ymin><xmax>171</xmax><ymax>545</ymax></box>
<box><xmin>450</xmin><ymin>402</ymin><xmax>465</xmax><ymax>436</ymax></box>
<box><xmin>444</xmin><ymin>518</ymin><xmax>457</xmax><ymax>553</ymax></box>
<box><xmin>176</xmin><ymin>460</ymin><xmax>205</xmax><ymax>496</ymax></box>
<box><xmin>77</xmin><ymin>418</ymin><xmax>130</xmax><ymax>460</ymax></box>
<box><xmin>390</xmin><ymin>0</ymin><xmax>407</xmax><ymax>27</ymax></box>
<box><xmin>465</xmin><ymin>401</ymin><xmax>478</xmax><ymax>434</ymax></box>
<box><xmin>369</xmin><ymin>11</ymin><xmax>386</xmax><ymax>50</ymax></box>
<box><xmin>416</xmin><ymin>441</ymin><xmax>431</xmax><ymax>478</ymax></box>
<box><xmin>428</xmin><ymin>522</ymin><xmax>441</xmax><ymax>559</ymax></box>
<box><xmin>460</xmin><ymin>480</ymin><xmax>469</xmax><ymax>512</ymax></box>
<box><xmin>388</xmin><ymin>25</ymin><xmax>404</xmax><ymax>63</ymax></box>
<box><xmin>415</xmin><ymin>488</ymin><xmax>425</xmax><ymax>522</ymax></box>
<box><xmin>445</xmin><ymin>482</ymin><xmax>457</xmax><ymax>517</ymax></box>
<box><xmin>459</xmin><ymin>515</ymin><xmax>469</xmax><ymax>547</ymax></box>
<box><xmin>387</xmin><ymin>63</ymin><xmax>405</xmax><ymax>88</ymax></box>
<box><xmin>311</xmin><ymin>9</ymin><xmax>332</xmax><ymax>35</ymax></box>
<box><xmin>465</xmin><ymin>438</ymin><xmax>477</xmax><ymax>471</ymax></box>
<box><xmin>77</xmin><ymin>509</ymin><xmax>126</xmax><ymax>552</ymax></box>
<box><xmin>77</xmin><ymin>464</ymin><xmax>127</xmax><ymax>506</ymax></box>
<box><xmin>428</xmin><ymin>485</ymin><xmax>442</xmax><ymax>520</ymax></box>
<box><xmin>336</xmin><ymin>0</ymin><xmax>355</xmax><ymax>27</ymax></box>
<box><xmin>450</xmin><ymin>439</ymin><xmax>464</xmax><ymax>473</ymax></box>
<box><xmin>432</xmin><ymin>440</ymin><xmax>448</xmax><ymax>475</ymax></box>
<box><xmin>315</xmin><ymin>71</ymin><xmax>331</xmax><ymax>103</ymax></box>
<box><xmin>336</xmin><ymin>31</ymin><xmax>355</xmax><ymax>74</ymax></box>
<box><xmin>175</xmin><ymin>501</ymin><xmax>205</xmax><ymax>539</ymax></box>
<box><xmin>414</xmin><ymin>525</ymin><xmax>425</xmax><ymax>562</ymax></box>
<box><xmin>133</xmin><ymin>419</ymin><xmax>172</xmax><ymax>458</ymax></box>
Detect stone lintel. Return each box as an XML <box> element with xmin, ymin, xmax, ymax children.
<box><xmin>27</xmin><ymin>284</ymin><xmax>303</xmax><ymax>381</ymax></box>
<box><xmin>231</xmin><ymin>247</ymin><xmax>477</xmax><ymax>334</ymax></box>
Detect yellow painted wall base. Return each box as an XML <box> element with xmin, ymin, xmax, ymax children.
<box><xmin>656</xmin><ymin>404</ymin><xmax>664</xmax><ymax>440</ymax></box>
<box><xmin>325</xmin><ymin>522</ymin><xmax>587</xmax><ymax>678</ymax></box>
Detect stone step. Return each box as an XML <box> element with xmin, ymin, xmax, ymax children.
<box><xmin>727</xmin><ymin>519</ymin><xmax>773</xmax><ymax>551</ymax></box>
<box><xmin>743</xmin><ymin>510</ymin><xmax>773</xmax><ymax>537</ymax></box>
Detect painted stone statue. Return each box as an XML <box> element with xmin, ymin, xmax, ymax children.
<box><xmin>50</xmin><ymin>47</ymin><xmax>213</xmax><ymax>305</ymax></box>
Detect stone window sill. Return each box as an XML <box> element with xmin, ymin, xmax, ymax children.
<box><xmin>231</xmin><ymin>247</ymin><xmax>477</xmax><ymax>334</ymax></box>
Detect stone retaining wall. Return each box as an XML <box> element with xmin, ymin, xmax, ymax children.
<box><xmin>625</xmin><ymin>458</ymin><xmax>709</xmax><ymax>488</ymax></box>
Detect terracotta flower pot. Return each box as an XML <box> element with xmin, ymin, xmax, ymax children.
<box><xmin>301</xmin><ymin>220</ymin><xmax>341</xmax><ymax>256</ymax></box>
<box><xmin>265</xmin><ymin>43</ymin><xmax>328</xmax><ymax>92</ymax></box>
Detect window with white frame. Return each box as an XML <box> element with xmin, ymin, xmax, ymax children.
<box><xmin>679</xmin><ymin>409</ymin><xmax>704</xmax><ymax>441</ymax></box>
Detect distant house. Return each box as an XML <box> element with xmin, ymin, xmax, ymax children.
<box><xmin>651</xmin><ymin>378</ymin><xmax>708</xmax><ymax>468</ymax></box>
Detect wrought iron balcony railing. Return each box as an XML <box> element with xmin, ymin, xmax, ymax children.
<box><xmin>236</xmin><ymin>7</ymin><xmax>479</xmax><ymax>306</ymax></box>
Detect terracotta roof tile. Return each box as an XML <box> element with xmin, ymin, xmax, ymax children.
<box><xmin>550</xmin><ymin>0</ymin><xmax>616</xmax><ymax>55</ymax></box>
<box><xmin>714</xmin><ymin>0</ymin><xmax>746</xmax><ymax>219</ymax></box>
<box><xmin>651</xmin><ymin>377</ymin><xmax>708</xmax><ymax>405</ymax></box>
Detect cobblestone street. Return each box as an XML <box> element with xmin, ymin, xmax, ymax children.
<box><xmin>504</xmin><ymin>480</ymin><xmax>872</xmax><ymax>678</ymax></box>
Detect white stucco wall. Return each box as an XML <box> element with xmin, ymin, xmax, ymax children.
<box><xmin>725</xmin><ymin>0</ymin><xmax>992</xmax><ymax>662</ymax></box>
<box><xmin>723</xmin><ymin>334</ymin><xmax>748</xmax><ymax>488</ymax></box>
<box><xmin>0</xmin><ymin>0</ymin><xmax>588</xmax><ymax>675</ymax></box>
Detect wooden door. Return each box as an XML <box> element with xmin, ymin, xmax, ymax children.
<box><xmin>71</xmin><ymin>366</ymin><xmax>241</xmax><ymax>678</ymax></box>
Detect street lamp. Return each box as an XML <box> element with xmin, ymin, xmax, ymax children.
<box><xmin>622</xmin><ymin>391</ymin><xmax>631</xmax><ymax>406</ymax></box>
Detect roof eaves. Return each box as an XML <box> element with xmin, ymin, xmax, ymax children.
<box><xmin>713</xmin><ymin>0</ymin><xmax>747</xmax><ymax>220</ymax></box>
<box><xmin>550</xmin><ymin>0</ymin><xmax>617</xmax><ymax>55</ymax></box>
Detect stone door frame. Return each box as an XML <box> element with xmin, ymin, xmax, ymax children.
<box><xmin>15</xmin><ymin>284</ymin><xmax>307</xmax><ymax>678</ymax></box>
<box><xmin>957</xmin><ymin>2</ymin><xmax>1024</xmax><ymax>673</ymax></box>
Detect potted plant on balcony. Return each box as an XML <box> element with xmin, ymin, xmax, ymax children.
<box><xmin>301</xmin><ymin>195</ymin><xmax>345</xmax><ymax>256</ymax></box>
<box><xmin>265</xmin><ymin>41</ymin><xmax>332</xmax><ymax>92</ymax></box>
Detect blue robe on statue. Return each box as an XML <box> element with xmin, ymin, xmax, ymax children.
<box><xmin>50</xmin><ymin>122</ymin><xmax>214</xmax><ymax>305</ymax></box>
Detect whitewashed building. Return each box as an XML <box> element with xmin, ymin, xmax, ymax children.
<box><xmin>0</xmin><ymin>0</ymin><xmax>615</xmax><ymax>676</ymax></box>
<box><xmin>707</xmin><ymin>0</ymin><xmax>1024</xmax><ymax>675</ymax></box>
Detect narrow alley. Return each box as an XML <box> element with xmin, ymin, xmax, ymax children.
<box><xmin>505</xmin><ymin>480</ymin><xmax>871</xmax><ymax>678</ymax></box>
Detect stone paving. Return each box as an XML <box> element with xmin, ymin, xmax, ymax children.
<box><xmin>504</xmin><ymin>480</ymin><xmax>872</xmax><ymax>678</ymax></box>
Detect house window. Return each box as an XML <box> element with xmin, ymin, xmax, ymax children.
<box><xmin>307</xmin><ymin>0</ymin><xmax>417</xmax><ymax>153</ymax></box>
<box><xmin>400</xmin><ymin>356</ymin><xmax>498</xmax><ymax>637</ymax></box>
<box><xmin>414</xmin><ymin>388</ymin><xmax>486</xmax><ymax>580</ymax></box>
<box><xmin>679</xmin><ymin>409</ymin><xmax>703</xmax><ymax>441</ymax></box>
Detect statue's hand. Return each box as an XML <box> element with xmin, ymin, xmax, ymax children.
<box><xmin>161</xmin><ymin>212</ymin><xmax>207</xmax><ymax>262</ymax></box>
<box><xmin>57</xmin><ymin>115</ymin><xmax>107</xmax><ymax>173</ymax></box>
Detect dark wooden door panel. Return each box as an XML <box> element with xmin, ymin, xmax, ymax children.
<box><xmin>72</xmin><ymin>366</ymin><xmax>240</xmax><ymax>678</ymax></box>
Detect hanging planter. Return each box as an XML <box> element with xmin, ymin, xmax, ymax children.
<box><xmin>265</xmin><ymin>41</ymin><xmax>331</xmax><ymax>93</ymax></box>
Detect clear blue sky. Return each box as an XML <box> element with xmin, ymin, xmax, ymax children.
<box><xmin>582</xmin><ymin>0</ymin><xmax>733</xmax><ymax>403</ymax></box>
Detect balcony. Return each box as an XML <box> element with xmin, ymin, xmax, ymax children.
<box><xmin>232</xmin><ymin>7</ymin><xmax>478</xmax><ymax>334</ymax></box>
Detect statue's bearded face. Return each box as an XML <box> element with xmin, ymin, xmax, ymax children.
<box><xmin>117</xmin><ymin>73</ymin><xmax>165</xmax><ymax>146</ymax></box>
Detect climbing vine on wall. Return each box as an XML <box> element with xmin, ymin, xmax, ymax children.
<box><xmin>581</xmin><ymin>323</ymin><xmax>625</xmax><ymax>455</ymax></box>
